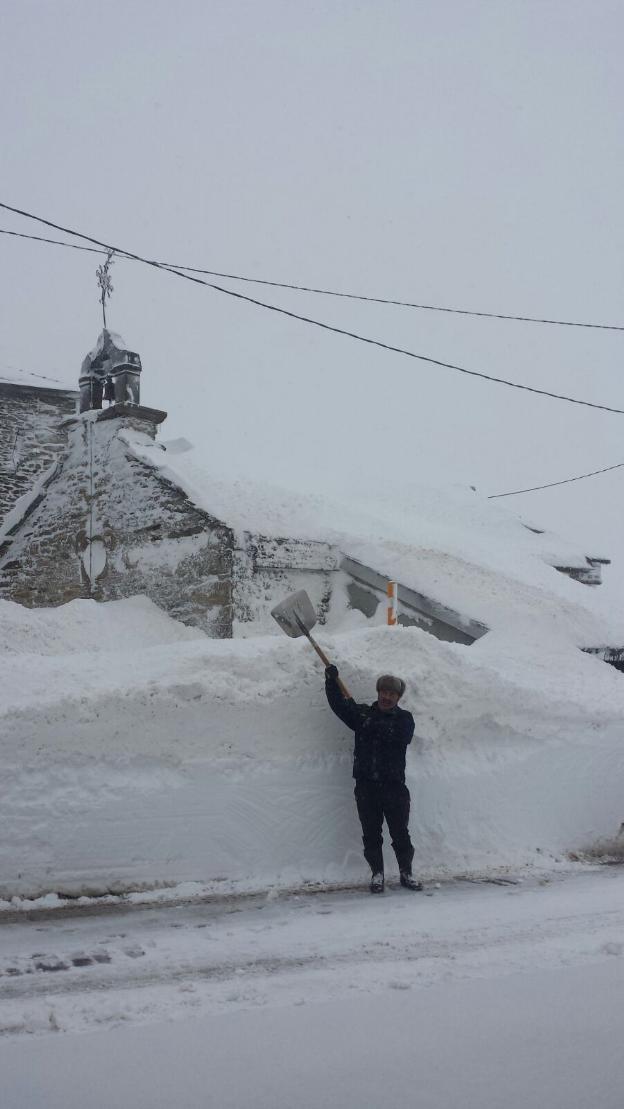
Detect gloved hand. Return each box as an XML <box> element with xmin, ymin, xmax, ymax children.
<box><xmin>325</xmin><ymin>664</ymin><xmax>339</xmax><ymax>680</ymax></box>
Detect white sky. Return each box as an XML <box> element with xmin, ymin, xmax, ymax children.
<box><xmin>1</xmin><ymin>0</ymin><xmax>623</xmax><ymax>605</ymax></box>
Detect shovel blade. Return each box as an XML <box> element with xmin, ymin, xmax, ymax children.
<box><xmin>270</xmin><ymin>589</ymin><xmax>318</xmax><ymax>638</ymax></box>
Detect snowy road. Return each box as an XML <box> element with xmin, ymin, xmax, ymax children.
<box><xmin>2</xmin><ymin>867</ymin><xmax>624</xmax><ymax>1107</ymax></box>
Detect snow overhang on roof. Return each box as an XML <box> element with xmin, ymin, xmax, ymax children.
<box><xmin>119</xmin><ymin>429</ymin><xmax>623</xmax><ymax>649</ymax></box>
<box><xmin>0</xmin><ymin>371</ymin><xmax>76</xmax><ymax>393</ymax></box>
<box><xmin>80</xmin><ymin>329</ymin><xmax>141</xmax><ymax>381</ymax></box>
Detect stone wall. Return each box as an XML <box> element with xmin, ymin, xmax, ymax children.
<box><xmin>0</xmin><ymin>414</ymin><xmax>235</xmax><ymax>636</ymax></box>
<box><xmin>0</xmin><ymin>406</ymin><xmax>344</xmax><ymax>638</ymax></box>
<box><xmin>0</xmin><ymin>383</ymin><xmax>77</xmax><ymax>526</ymax></box>
<box><xmin>232</xmin><ymin>534</ymin><xmax>338</xmax><ymax>636</ymax></box>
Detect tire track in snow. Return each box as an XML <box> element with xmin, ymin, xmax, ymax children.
<box><xmin>2</xmin><ymin>892</ymin><xmax>624</xmax><ymax>1014</ymax></box>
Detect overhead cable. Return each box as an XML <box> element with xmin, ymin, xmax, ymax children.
<box><xmin>1</xmin><ymin>223</ymin><xmax>623</xmax><ymax>333</ymax></box>
<box><xmin>1</xmin><ymin>201</ymin><xmax>623</xmax><ymax>415</ymax></box>
<box><xmin>488</xmin><ymin>460</ymin><xmax>624</xmax><ymax>498</ymax></box>
<box><xmin>3</xmin><ymin>361</ymin><xmax>618</xmax><ymax>503</ymax></box>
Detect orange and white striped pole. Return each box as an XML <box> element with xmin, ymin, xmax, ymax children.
<box><xmin>387</xmin><ymin>580</ymin><xmax>398</xmax><ymax>626</ymax></box>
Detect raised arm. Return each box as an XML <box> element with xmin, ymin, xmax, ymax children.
<box><xmin>324</xmin><ymin>666</ymin><xmax>360</xmax><ymax>731</ymax></box>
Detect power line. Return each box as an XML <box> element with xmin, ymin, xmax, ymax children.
<box><xmin>2</xmin><ymin>223</ymin><xmax>623</xmax><ymax>333</ymax></box>
<box><xmin>0</xmin><ymin>227</ymin><xmax>103</xmax><ymax>257</ymax></box>
<box><xmin>2</xmin><ymin>363</ymin><xmax>617</xmax><ymax>504</ymax></box>
<box><xmin>488</xmin><ymin>460</ymin><xmax>624</xmax><ymax>498</ymax></box>
<box><xmin>1</xmin><ymin>200</ymin><xmax>624</xmax><ymax>416</ymax></box>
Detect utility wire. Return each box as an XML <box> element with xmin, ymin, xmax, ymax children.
<box><xmin>3</xmin><ymin>220</ymin><xmax>622</xmax><ymax>502</ymax></box>
<box><xmin>2</xmin><ymin>223</ymin><xmax>623</xmax><ymax>333</ymax></box>
<box><xmin>2</xmin><ymin>359</ymin><xmax>618</xmax><ymax>501</ymax></box>
<box><xmin>488</xmin><ymin>460</ymin><xmax>624</xmax><ymax>498</ymax></box>
<box><xmin>2</xmin><ymin>345</ymin><xmax>615</xmax><ymax>501</ymax></box>
<box><xmin>1</xmin><ymin>201</ymin><xmax>624</xmax><ymax>416</ymax></box>
<box><xmin>3</xmin><ymin>365</ymin><xmax>618</xmax><ymax>503</ymax></box>
<box><xmin>0</xmin><ymin>227</ymin><xmax>103</xmax><ymax>257</ymax></box>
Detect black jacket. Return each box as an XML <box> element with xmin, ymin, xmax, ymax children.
<box><xmin>325</xmin><ymin>673</ymin><xmax>414</xmax><ymax>783</ymax></box>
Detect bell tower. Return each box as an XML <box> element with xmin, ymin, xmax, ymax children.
<box><xmin>79</xmin><ymin>329</ymin><xmax>142</xmax><ymax>413</ymax></box>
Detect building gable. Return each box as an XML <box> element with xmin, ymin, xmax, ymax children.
<box><xmin>0</xmin><ymin>381</ymin><xmax>77</xmax><ymax>527</ymax></box>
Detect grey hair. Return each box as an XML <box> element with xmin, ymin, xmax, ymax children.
<box><xmin>376</xmin><ymin>674</ymin><xmax>406</xmax><ymax>698</ymax></box>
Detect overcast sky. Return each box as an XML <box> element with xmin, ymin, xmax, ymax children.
<box><xmin>2</xmin><ymin>1</ymin><xmax>623</xmax><ymax>604</ymax></box>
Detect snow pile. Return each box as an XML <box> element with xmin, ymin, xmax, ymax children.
<box><xmin>2</xmin><ymin>593</ymin><xmax>624</xmax><ymax>900</ymax></box>
<box><xmin>0</xmin><ymin>595</ymin><xmax>204</xmax><ymax>657</ymax></box>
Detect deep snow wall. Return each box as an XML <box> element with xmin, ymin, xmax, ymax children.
<box><xmin>2</xmin><ymin>598</ymin><xmax>624</xmax><ymax>899</ymax></box>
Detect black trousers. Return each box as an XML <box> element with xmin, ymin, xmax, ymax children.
<box><xmin>354</xmin><ymin>779</ymin><xmax>414</xmax><ymax>876</ymax></box>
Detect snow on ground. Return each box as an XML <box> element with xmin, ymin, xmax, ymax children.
<box><xmin>2</xmin><ymin>593</ymin><xmax>624</xmax><ymax>900</ymax></box>
<box><xmin>1</xmin><ymin>868</ymin><xmax>624</xmax><ymax>1108</ymax></box>
<box><xmin>0</xmin><ymin>594</ymin><xmax>203</xmax><ymax>656</ymax></box>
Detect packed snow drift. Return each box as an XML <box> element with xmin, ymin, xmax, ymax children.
<box><xmin>2</xmin><ymin>567</ymin><xmax>624</xmax><ymax>899</ymax></box>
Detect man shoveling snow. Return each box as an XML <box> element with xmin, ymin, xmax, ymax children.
<box><xmin>324</xmin><ymin>667</ymin><xmax>422</xmax><ymax>895</ymax></box>
<box><xmin>270</xmin><ymin>589</ymin><xmax>423</xmax><ymax>894</ymax></box>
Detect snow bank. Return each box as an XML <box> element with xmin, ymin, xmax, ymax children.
<box><xmin>2</xmin><ymin>596</ymin><xmax>624</xmax><ymax>899</ymax></box>
<box><xmin>0</xmin><ymin>595</ymin><xmax>204</xmax><ymax>657</ymax></box>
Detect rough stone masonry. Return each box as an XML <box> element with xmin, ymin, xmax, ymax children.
<box><xmin>0</xmin><ymin>381</ymin><xmax>77</xmax><ymax>525</ymax></box>
<box><xmin>0</xmin><ymin>411</ymin><xmax>235</xmax><ymax>636</ymax></box>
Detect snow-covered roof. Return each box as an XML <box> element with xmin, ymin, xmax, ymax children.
<box><xmin>0</xmin><ymin>368</ymin><xmax>76</xmax><ymax>391</ymax></box>
<box><xmin>123</xmin><ymin>430</ymin><xmax>624</xmax><ymax>648</ymax></box>
<box><xmin>80</xmin><ymin>330</ymin><xmax>140</xmax><ymax>381</ymax></box>
<box><xmin>86</xmin><ymin>329</ymin><xmax>128</xmax><ymax>362</ymax></box>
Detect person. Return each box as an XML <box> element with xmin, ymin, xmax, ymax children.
<box><xmin>325</xmin><ymin>665</ymin><xmax>422</xmax><ymax>894</ymax></box>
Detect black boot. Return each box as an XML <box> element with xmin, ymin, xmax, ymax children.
<box><xmin>399</xmin><ymin>871</ymin><xmax>423</xmax><ymax>891</ymax></box>
<box><xmin>370</xmin><ymin>872</ymin><xmax>385</xmax><ymax>894</ymax></box>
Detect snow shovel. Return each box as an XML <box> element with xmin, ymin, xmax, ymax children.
<box><xmin>271</xmin><ymin>589</ymin><xmax>352</xmax><ymax>698</ymax></box>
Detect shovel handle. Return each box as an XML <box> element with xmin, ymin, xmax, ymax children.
<box><xmin>292</xmin><ymin>612</ymin><xmax>352</xmax><ymax>699</ymax></box>
<box><xmin>306</xmin><ymin>631</ymin><xmax>352</xmax><ymax>700</ymax></box>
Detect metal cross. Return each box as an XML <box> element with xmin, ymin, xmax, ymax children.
<box><xmin>96</xmin><ymin>250</ymin><xmax>115</xmax><ymax>328</ymax></box>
